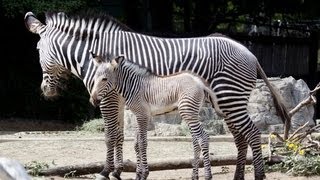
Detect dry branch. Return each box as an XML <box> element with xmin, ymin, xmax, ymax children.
<box><xmin>288</xmin><ymin>82</ymin><xmax>319</xmax><ymax>118</ymax></box>
<box><xmin>38</xmin><ymin>155</ymin><xmax>253</xmax><ymax>177</ymax></box>
<box><xmin>282</xmin><ymin>82</ymin><xmax>320</xmax><ymax>140</ymax></box>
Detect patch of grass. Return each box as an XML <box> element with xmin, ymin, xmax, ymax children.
<box><xmin>25</xmin><ymin>161</ymin><xmax>49</xmax><ymax>176</ymax></box>
<box><xmin>221</xmin><ymin>166</ymin><xmax>230</xmax><ymax>173</ymax></box>
<box><xmin>177</xmin><ymin>121</ymin><xmax>191</xmax><ymax>136</ymax></box>
<box><xmin>265</xmin><ymin>155</ymin><xmax>320</xmax><ymax>176</ymax></box>
<box><xmin>76</xmin><ymin>118</ymin><xmax>104</xmax><ymax>133</ymax></box>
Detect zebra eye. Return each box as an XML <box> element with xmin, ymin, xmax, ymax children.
<box><xmin>102</xmin><ymin>78</ymin><xmax>108</xmax><ymax>81</ymax></box>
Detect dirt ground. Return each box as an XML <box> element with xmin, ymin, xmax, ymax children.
<box><xmin>0</xmin><ymin>131</ymin><xmax>319</xmax><ymax>180</ymax></box>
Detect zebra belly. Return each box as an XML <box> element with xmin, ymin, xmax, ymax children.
<box><xmin>149</xmin><ymin>102</ymin><xmax>178</xmax><ymax>116</ymax></box>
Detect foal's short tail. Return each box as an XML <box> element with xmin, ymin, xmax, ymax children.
<box><xmin>203</xmin><ymin>86</ymin><xmax>227</xmax><ymax>118</ymax></box>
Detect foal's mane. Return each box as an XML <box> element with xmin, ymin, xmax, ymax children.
<box><xmin>121</xmin><ymin>59</ymin><xmax>152</xmax><ymax>77</ymax></box>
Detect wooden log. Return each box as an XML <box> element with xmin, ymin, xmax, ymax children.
<box><xmin>264</xmin><ymin>155</ymin><xmax>285</xmax><ymax>166</ymax></box>
<box><xmin>39</xmin><ymin>155</ymin><xmax>253</xmax><ymax>177</ymax></box>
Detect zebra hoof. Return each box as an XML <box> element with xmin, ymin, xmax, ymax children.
<box><xmin>94</xmin><ymin>173</ymin><xmax>110</xmax><ymax>180</ymax></box>
<box><xmin>111</xmin><ymin>171</ymin><xmax>122</xmax><ymax>180</ymax></box>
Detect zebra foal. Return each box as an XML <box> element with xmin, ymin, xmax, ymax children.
<box><xmin>90</xmin><ymin>54</ymin><xmax>225</xmax><ymax>180</ymax></box>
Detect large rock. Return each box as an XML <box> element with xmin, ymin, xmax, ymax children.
<box><xmin>248</xmin><ymin>76</ymin><xmax>315</xmax><ymax>133</ymax></box>
<box><xmin>123</xmin><ymin>76</ymin><xmax>315</xmax><ymax>136</ymax></box>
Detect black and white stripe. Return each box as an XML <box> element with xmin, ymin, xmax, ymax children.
<box><xmin>91</xmin><ymin>56</ymin><xmax>222</xmax><ymax>179</ymax></box>
<box><xmin>25</xmin><ymin>11</ymin><xmax>290</xmax><ymax>180</ymax></box>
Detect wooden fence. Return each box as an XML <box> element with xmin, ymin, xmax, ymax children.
<box><xmin>233</xmin><ymin>34</ymin><xmax>319</xmax><ymax>119</ymax></box>
<box><xmin>232</xmin><ymin>34</ymin><xmax>316</xmax><ymax>78</ymax></box>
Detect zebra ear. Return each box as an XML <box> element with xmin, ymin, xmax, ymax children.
<box><xmin>24</xmin><ymin>12</ymin><xmax>44</xmax><ymax>34</ymax></box>
<box><xmin>115</xmin><ymin>56</ymin><xmax>125</xmax><ymax>63</ymax></box>
<box><xmin>110</xmin><ymin>56</ymin><xmax>124</xmax><ymax>67</ymax></box>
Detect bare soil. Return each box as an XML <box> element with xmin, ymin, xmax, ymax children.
<box><xmin>1</xmin><ymin>130</ymin><xmax>320</xmax><ymax>180</ymax></box>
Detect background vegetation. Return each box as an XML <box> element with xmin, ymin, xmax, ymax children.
<box><xmin>0</xmin><ymin>0</ymin><xmax>319</xmax><ymax>124</ymax></box>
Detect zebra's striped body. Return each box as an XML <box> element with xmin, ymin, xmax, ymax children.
<box><xmin>24</xmin><ymin>11</ymin><xmax>289</xmax><ymax>180</ymax></box>
<box><xmin>90</xmin><ymin>55</ymin><xmax>225</xmax><ymax>179</ymax></box>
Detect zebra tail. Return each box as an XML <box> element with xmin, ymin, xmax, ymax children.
<box><xmin>256</xmin><ymin>61</ymin><xmax>291</xmax><ymax>128</ymax></box>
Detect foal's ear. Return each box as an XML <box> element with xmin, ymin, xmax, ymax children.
<box><xmin>111</xmin><ymin>56</ymin><xmax>125</xmax><ymax>67</ymax></box>
<box><xmin>115</xmin><ymin>56</ymin><xmax>125</xmax><ymax>64</ymax></box>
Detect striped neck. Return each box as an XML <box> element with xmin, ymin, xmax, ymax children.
<box><xmin>44</xmin><ymin>12</ymin><xmax>132</xmax><ymax>94</ymax></box>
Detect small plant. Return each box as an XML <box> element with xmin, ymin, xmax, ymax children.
<box><xmin>245</xmin><ymin>166</ymin><xmax>254</xmax><ymax>173</ymax></box>
<box><xmin>221</xmin><ymin>166</ymin><xmax>229</xmax><ymax>173</ymax></box>
<box><xmin>266</xmin><ymin>128</ymin><xmax>320</xmax><ymax>176</ymax></box>
<box><xmin>76</xmin><ymin>118</ymin><xmax>104</xmax><ymax>133</ymax></box>
<box><xmin>177</xmin><ymin>123</ymin><xmax>191</xmax><ymax>136</ymax></box>
<box><xmin>25</xmin><ymin>161</ymin><xmax>49</xmax><ymax>176</ymax></box>
<box><xmin>265</xmin><ymin>155</ymin><xmax>320</xmax><ymax>176</ymax></box>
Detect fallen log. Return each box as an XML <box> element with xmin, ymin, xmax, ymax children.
<box><xmin>38</xmin><ymin>155</ymin><xmax>253</xmax><ymax>177</ymax></box>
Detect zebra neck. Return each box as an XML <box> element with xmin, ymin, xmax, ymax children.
<box><xmin>114</xmin><ymin>67</ymin><xmax>143</xmax><ymax>101</ymax></box>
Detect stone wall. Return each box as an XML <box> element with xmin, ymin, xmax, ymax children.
<box><xmin>123</xmin><ymin>76</ymin><xmax>315</xmax><ymax>136</ymax></box>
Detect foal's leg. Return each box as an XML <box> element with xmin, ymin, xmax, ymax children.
<box><xmin>112</xmin><ymin>98</ymin><xmax>125</xmax><ymax>179</ymax></box>
<box><xmin>98</xmin><ymin>91</ymin><xmax>124</xmax><ymax>180</ymax></box>
<box><xmin>191</xmin><ymin>133</ymin><xmax>201</xmax><ymax>179</ymax></box>
<box><xmin>133</xmin><ymin>112</ymin><xmax>150</xmax><ymax>180</ymax></box>
<box><xmin>179</xmin><ymin>93</ymin><xmax>212</xmax><ymax>180</ymax></box>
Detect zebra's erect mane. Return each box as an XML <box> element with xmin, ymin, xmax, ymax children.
<box><xmin>44</xmin><ymin>11</ymin><xmax>133</xmax><ymax>41</ymax></box>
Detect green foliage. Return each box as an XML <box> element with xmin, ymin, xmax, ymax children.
<box><xmin>265</xmin><ymin>155</ymin><xmax>320</xmax><ymax>176</ymax></box>
<box><xmin>77</xmin><ymin>118</ymin><xmax>104</xmax><ymax>133</ymax></box>
<box><xmin>25</xmin><ymin>161</ymin><xmax>49</xmax><ymax>176</ymax></box>
<box><xmin>2</xmin><ymin>0</ymin><xmax>88</xmax><ymax>18</ymax></box>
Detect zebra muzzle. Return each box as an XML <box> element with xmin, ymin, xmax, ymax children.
<box><xmin>90</xmin><ymin>96</ymin><xmax>101</xmax><ymax>107</ymax></box>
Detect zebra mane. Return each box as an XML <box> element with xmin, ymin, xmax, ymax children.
<box><xmin>44</xmin><ymin>11</ymin><xmax>133</xmax><ymax>41</ymax></box>
<box><xmin>208</xmin><ymin>32</ymin><xmax>246</xmax><ymax>48</ymax></box>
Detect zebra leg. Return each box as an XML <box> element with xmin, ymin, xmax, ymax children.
<box><xmin>134</xmin><ymin>114</ymin><xmax>150</xmax><ymax>180</ymax></box>
<box><xmin>241</xmin><ymin>120</ymin><xmax>265</xmax><ymax>180</ymax></box>
<box><xmin>112</xmin><ymin>98</ymin><xmax>125</xmax><ymax>179</ymax></box>
<box><xmin>179</xmin><ymin>100</ymin><xmax>212</xmax><ymax>180</ymax></box>
<box><xmin>198</xmin><ymin>128</ymin><xmax>211</xmax><ymax>180</ymax></box>
<box><xmin>191</xmin><ymin>133</ymin><xmax>201</xmax><ymax>180</ymax></box>
<box><xmin>185</xmin><ymin>120</ymin><xmax>212</xmax><ymax>180</ymax></box>
<box><xmin>134</xmin><ymin>131</ymin><xmax>142</xmax><ymax>179</ymax></box>
<box><xmin>225</xmin><ymin>113</ymin><xmax>265</xmax><ymax>180</ymax></box>
<box><xmin>225</xmin><ymin>121</ymin><xmax>248</xmax><ymax>180</ymax></box>
<box><xmin>97</xmin><ymin>91</ymin><xmax>124</xmax><ymax>180</ymax></box>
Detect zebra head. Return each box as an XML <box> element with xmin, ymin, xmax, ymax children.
<box><xmin>24</xmin><ymin>12</ymin><xmax>69</xmax><ymax>98</ymax></box>
<box><xmin>90</xmin><ymin>54</ymin><xmax>124</xmax><ymax>106</ymax></box>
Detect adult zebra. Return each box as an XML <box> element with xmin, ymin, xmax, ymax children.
<box><xmin>24</xmin><ymin>11</ymin><xmax>289</xmax><ymax>180</ymax></box>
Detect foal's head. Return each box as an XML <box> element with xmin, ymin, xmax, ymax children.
<box><xmin>90</xmin><ymin>53</ymin><xmax>124</xmax><ymax>106</ymax></box>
